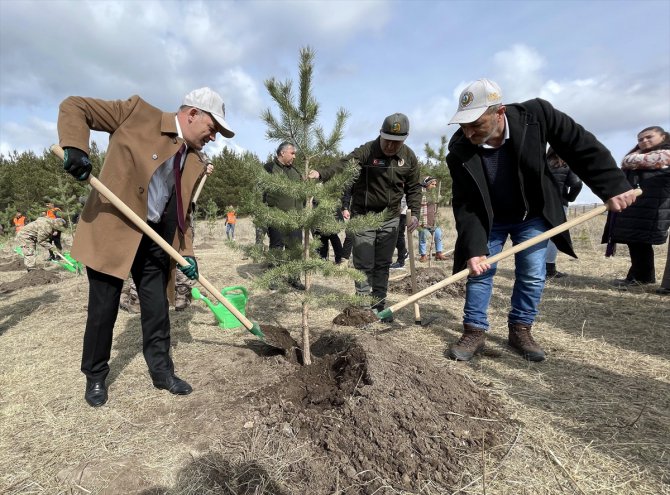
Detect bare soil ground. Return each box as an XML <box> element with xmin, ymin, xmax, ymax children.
<box><xmin>0</xmin><ymin>211</ymin><xmax>668</xmax><ymax>494</ymax></box>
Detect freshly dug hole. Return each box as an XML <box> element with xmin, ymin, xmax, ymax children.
<box><xmin>252</xmin><ymin>334</ymin><xmax>510</xmax><ymax>493</ymax></box>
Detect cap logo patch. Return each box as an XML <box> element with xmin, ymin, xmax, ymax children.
<box><xmin>460</xmin><ymin>91</ymin><xmax>474</xmax><ymax>108</ymax></box>
<box><xmin>391</xmin><ymin>122</ymin><xmax>401</xmax><ymax>133</ymax></box>
<box><xmin>487</xmin><ymin>92</ymin><xmax>500</xmax><ymax>102</ymax></box>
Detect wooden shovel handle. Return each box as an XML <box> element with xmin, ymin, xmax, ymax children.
<box><xmin>387</xmin><ymin>190</ymin><xmax>642</xmax><ymax>315</ymax></box>
<box><xmin>192</xmin><ymin>174</ymin><xmax>207</xmax><ymax>205</ymax></box>
<box><xmin>51</xmin><ymin>144</ymin><xmax>254</xmax><ymax>330</ymax></box>
<box><xmin>405</xmin><ymin>209</ymin><xmax>420</xmax><ymax>323</ymax></box>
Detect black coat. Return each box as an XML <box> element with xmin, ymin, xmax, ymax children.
<box><xmin>549</xmin><ymin>165</ymin><xmax>583</xmax><ymax>207</ymax></box>
<box><xmin>447</xmin><ymin>98</ymin><xmax>631</xmax><ymax>272</ymax></box>
<box><xmin>602</xmin><ymin>167</ymin><xmax>670</xmax><ymax>245</ymax></box>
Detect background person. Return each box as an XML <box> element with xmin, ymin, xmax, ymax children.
<box><xmin>544</xmin><ymin>147</ymin><xmax>583</xmax><ymax>278</ymax></box>
<box><xmin>264</xmin><ymin>141</ymin><xmax>305</xmax><ymax>290</ymax></box>
<box><xmin>658</xmin><ymin>242</ymin><xmax>670</xmax><ymax>295</ymax></box>
<box><xmin>603</xmin><ymin>126</ymin><xmax>670</xmax><ymax>287</ymax></box>
<box><xmin>418</xmin><ymin>176</ymin><xmax>448</xmax><ymax>263</ymax></box>
<box><xmin>13</xmin><ymin>211</ymin><xmax>26</xmax><ymax>233</ymax></box>
<box><xmin>44</xmin><ymin>202</ymin><xmax>64</xmax><ymax>260</ymax></box>
<box><xmin>17</xmin><ymin>217</ymin><xmax>66</xmax><ymax>271</ymax></box>
<box><xmin>308</xmin><ymin>113</ymin><xmax>422</xmax><ymax>320</ymax></box>
<box><xmin>445</xmin><ymin>78</ymin><xmax>636</xmax><ymax>363</ymax></box>
<box><xmin>390</xmin><ymin>195</ymin><xmax>409</xmax><ymax>269</ymax></box>
<box><xmin>224</xmin><ymin>206</ymin><xmax>237</xmax><ymax>241</ymax></box>
<box><xmin>58</xmin><ymin>87</ymin><xmax>233</xmax><ymax>407</ymax></box>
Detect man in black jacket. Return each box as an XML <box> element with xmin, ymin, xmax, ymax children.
<box><xmin>446</xmin><ymin>78</ymin><xmax>636</xmax><ymax>362</ymax></box>
<box><xmin>308</xmin><ymin>113</ymin><xmax>422</xmax><ymax>319</ymax></box>
<box><xmin>264</xmin><ymin>142</ymin><xmax>305</xmax><ymax>290</ymax></box>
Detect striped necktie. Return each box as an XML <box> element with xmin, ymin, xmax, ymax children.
<box><xmin>173</xmin><ymin>144</ymin><xmax>186</xmax><ymax>232</ymax></box>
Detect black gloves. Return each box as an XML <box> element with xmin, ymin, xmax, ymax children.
<box><xmin>179</xmin><ymin>256</ymin><xmax>198</xmax><ymax>280</ymax></box>
<box><xmin>63</xmin><ymin>147</ymin><xmax>92</xmax><ymax>181</ymax></box>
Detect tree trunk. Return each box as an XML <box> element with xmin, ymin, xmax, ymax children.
<box><xmin>302</xmin><ymin>156</ymin><xmax>312</xmax><ymax>365</ymax></box>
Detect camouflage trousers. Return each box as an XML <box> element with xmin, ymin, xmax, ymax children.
<box><xmin>175</xmin><ymin>269</ymin><xmax>195</xmax><ymax>311</ymax></box>
<box><xmin>19</xmin><ymin>240</ymin><xmax>51</xmax><ymax>270</ymax></box>
<box><xmin>119</xmin><ymin>270</ymin><xmax>195</xmax><ymax>313</ymax></box>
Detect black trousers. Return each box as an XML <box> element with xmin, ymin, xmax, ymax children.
<box><xmin>318</xmin><ymin>232</ymin><xmax>343</xmax><ymax>262</ymax></box>
<box><xmin>268</xmin><ymin>226</ymin><xmax>302</xmax><ymax>251</ymax></box>
<box><xmin>342</xmin><ymin>233</ymin><xmax>353</xmax><ymax>260</ymax></box>
<box><xmin>48</xmin><ymin>231</ymin><xmax>63</xmax><ymax>259</ymax></box>
<box><xmin>81</xmin><ymin>195</ymin><xmax>178</xmax><ymax>381</ymax></box>
<box><xmin>626</xmin><ymin>242</ymin><xmax>656</xmax><ymax>283</ymax></box>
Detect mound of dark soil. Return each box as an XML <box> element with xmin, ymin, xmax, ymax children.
<box><xmin>253</xmin><ymin>334</ymin><xmax>508</xmax><ymax>493</ymax></box>
<box><xmin>259</xmin><ymin>324</ymin><xmax>301</xmax><ymax>363</ymax></box>
<box><xmin>389</xmin><ymin>267</ymin><xmax>467</xmax><ymax>298</ymax></box>
<box><xmin>0</xmin><ymin>259</ymin><xmax>24</xmax><ymax>272</ymax></box>
<box><xmin>332</xmin><ymin>306</ymin><xmax>378</xmax><ymax>327</ymax></box>
<box><xmin>0</xmin><ymin>269</ymin><xmax>62</xmax><ymax>294</ymax></box>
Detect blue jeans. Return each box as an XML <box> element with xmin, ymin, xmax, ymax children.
<box><xmin>463</xmin><ymin>217</ymin><xmax>549</xmax><ymax>330</ymax></box>
<box><xmin>418</xmin><ymin>227</ymin><xmax>443</xmax><ymax>255</ymax></box>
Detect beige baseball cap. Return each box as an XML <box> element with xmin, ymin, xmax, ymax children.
<box><xmin>183</xmin><ymin>87</ymin><xmax>235</xmax><ymax>138</ymax></box>
<box><xmin>449</xmin><ymin>79</ymin><xmax>503</xmax><ymax>124</ymax></box>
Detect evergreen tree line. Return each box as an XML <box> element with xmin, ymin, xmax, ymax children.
<box><xmin>0</xmin><ymin>136</ymin><xmax>452</xmax><ymax>235</ymax></box>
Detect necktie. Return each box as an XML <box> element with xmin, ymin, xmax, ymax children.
<box><xmin>173</xmin><ymin>144</ymin><xmax>186</xmax><ymax>232</ymax></box>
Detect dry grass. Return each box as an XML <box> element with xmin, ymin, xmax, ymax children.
<box><xmin>0</xmin><ymin>209</ymin><xmax>668</xmax><ymax>494</ymax></box>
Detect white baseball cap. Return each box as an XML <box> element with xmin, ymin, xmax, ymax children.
<box><xmin>448</xmin><ymin>79</ymin><xmax>503</xmax><ymax>124</ymax></box>
<box><xmin>182</xmin><ymin>87</ymin><xmax>235</xmax><ymax>138</ymax></box>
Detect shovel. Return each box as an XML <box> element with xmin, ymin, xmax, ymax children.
<box><xmin>54</xmin><ymin>251</ymin><xmax>83</xmax><ymax>274</ymax></box>
<box><xmin>405</xmin><ymin>209</ymin><xmax>421</xmax><ymax>325</ymax></box>
<box><xmin>377</xmin><ymin>190</ymin><xmax>642</xmax><ymax>322</ymax></box>
<box><xmin>51</xmin><ymin>144</ymin><xmax>287</xmax><ymax>350</ymax></box>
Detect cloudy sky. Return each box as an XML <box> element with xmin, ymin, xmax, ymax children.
<box><xmin>1</xmin><ymin>0</ymin><xmax>669</xmax><ymax>203</ymax></box>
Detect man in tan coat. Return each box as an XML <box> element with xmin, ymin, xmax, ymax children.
<box><xmin>58</xmin><ymin>87</ymin><xmax>234</xmax><ymax>407</ymax></box>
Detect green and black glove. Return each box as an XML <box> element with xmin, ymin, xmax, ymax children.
<box><xmin>63</xmin><ymin>147</ymin><xmax>92</xmax><ymax>181</ymax></box>
<box><xmin>179</xmin><ymin>256</ymin><xmax>198</xmax><ymax>280</ymax></box>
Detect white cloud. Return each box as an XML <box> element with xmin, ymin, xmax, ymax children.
<box><xmin>493</xmin><ymin>44</ymin><xmax>546</xmax><ymax>101</ymax></box>
<box><xmin>484</xmin><ymin>43</ymin><xmax>670</xmax><ymax>137</ymax></box>
<box><xmin>0</xmin><ymin>117</ymin><xmax>57</xmax><ymax>156</ymax></box>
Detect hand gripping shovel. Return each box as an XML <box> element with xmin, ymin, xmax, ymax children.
<box><xmin>377</xmin><ymin>190</ymin><xmax>642</xmax><ymax>322</ymax></box>
<box><xmin>51</xmin><ymin>145</ymin><xmax>286</xmax><ymax>350</ymax></box>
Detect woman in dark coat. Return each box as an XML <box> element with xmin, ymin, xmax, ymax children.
<box><xmin>603</xmin><ymin>126</ymin><xmax>670</xmax><ymax>286</ymax></box>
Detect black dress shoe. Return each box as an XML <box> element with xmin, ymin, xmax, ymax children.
<box><xmin>85</xmin><ymin>379</ymin><xmax>108</xmax><ymax>407</ymax></box>
<box><xmin>151</xmin><ymin>374</ymin><xmax>193</xmax><ymax>395</ymax></box>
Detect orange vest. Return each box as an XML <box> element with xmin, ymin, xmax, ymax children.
<box><xmin>13</xmin><ymin>215</ymin><xmax>26</xmax><ymax>232</ymax></box>
<box><xmin>225</xmin><ymin>211</ymin><xmax>237</xmax><ymax>224</ymax></box>
<box><xmin>46</xmin><ymin>207</ymin><xmax>61</xmax><ymax>219</ymax></box>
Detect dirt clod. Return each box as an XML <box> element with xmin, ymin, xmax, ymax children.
<box><xmin>259</xmin><ymin>324</ymin><xmax>301</xmax><ymax>363</ymax></box>
<box><xmin>332</xmin><ymin>305</ymin><xmax>378</xmax><ymax>327</ymax></box>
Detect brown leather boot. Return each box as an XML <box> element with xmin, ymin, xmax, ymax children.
<box><xmin>434</xmin><ymin>251</ymin><xmax>448</xmax><ymax>260</ymax></box>
<box><xmin>419</xmin><ymin>255</ymin><xmax>428</xmax><ymax>262</ymax></box>
<box><xmin>508</xmin><ymin>323</ymin><xmax>545</xmax><ymax>361</ymax></box>
<box><xmin>448</xmin><ymin>324</ymin><xmax>486</xmax><ymax>361</ymax></box>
